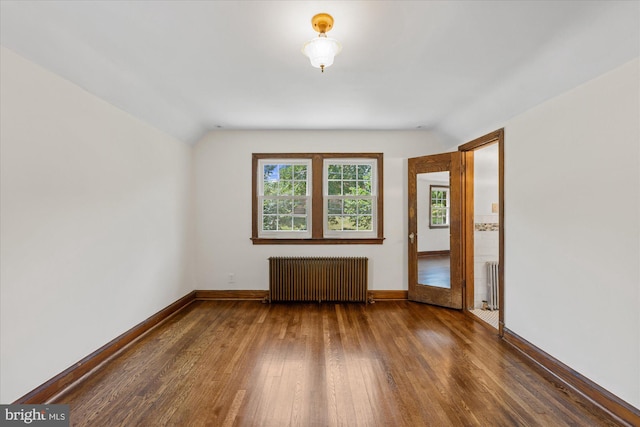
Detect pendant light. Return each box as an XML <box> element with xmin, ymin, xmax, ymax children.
<box><xmin>302</xmin><ymin>13</ymin><xmax>342</xmax><ymax>72</ymax></box>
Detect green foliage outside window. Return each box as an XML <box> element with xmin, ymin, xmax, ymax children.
<box><xmin>327</xmin><ymin>163</ymin><xmax>373</xmax><ymax>231</ymax></box>
<box><xmin>430</xmin><ymin>187</ymin><xmax>449</xmax><ymax>227</ymax></box>
<box><xmin>262</xmin><ymin>164</ymin><xmax>308</xmax><ymax>231</ymax></box>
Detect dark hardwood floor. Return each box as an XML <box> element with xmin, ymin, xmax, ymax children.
<box><xmin>54</xmin><ymin>300</ymin><xmax>621</xmax><ymax>426</ymax></box>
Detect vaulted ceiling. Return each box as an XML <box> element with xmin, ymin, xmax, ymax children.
<box><xmin>1</xmin><ymin>1</ymin><xmax>638</xmax><ymax>144</ymax></box>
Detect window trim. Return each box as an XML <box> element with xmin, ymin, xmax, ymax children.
<box><xmin>252</xmin><ymin>153</ymin><xmax>384</xmax><ymax>245</ymax></box>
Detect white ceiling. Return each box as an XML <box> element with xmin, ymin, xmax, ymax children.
<box><xmin>1</xmin><ymin>1</ymin><xmax>638</xmax><ymax>144</ymax></box>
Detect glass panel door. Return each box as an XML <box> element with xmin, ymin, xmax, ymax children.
<box><xmin>408</xmin><ymin>152</ymin><xmax>462</xmax><ymax>309</ymax></box>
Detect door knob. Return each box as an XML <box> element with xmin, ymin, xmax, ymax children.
<box><xmin>409</xmin><ymin>232</ymin><xmax>415</xmax><ymax>244</ymax></box>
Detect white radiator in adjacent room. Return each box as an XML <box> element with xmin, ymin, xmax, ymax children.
<box><xmin>486</xmin><ymin>262</ymin><xmax>499</xmax><ymax>310</ymax></box>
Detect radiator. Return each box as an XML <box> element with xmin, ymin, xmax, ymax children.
<box><xmin>487</xmin><ymin>261</ymin><xmax>499</xmax><ymax>310</ymax></box>
<box><xmin>269</xmin><ymin>257</ymin><xmax>368</xmax><ymax>303</ymax></box>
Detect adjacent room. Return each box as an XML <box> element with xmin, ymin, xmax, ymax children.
<box><xmin>1</xmin><ymin>1</ymin><xmax>638</xmax><ymax>425</ymax></box>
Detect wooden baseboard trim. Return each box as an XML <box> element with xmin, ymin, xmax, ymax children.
<box><xmin>14</xmin><ymin>291</ymin><xmax>197</xmax><ymax>404</ymax></box>
<box><xmin>369</xmin><ymin>290</ymin><xmax>408</xmax><ymax>300</ymax></box>
<box><xmin>503</xmin><ymin>328</ymin><xmax>640</xmax><ymax>426</ymax></box>
<box><xmin>195</xmin><ymin>290</ymin><xmax>269</xmax><ymax>300</ymax></box>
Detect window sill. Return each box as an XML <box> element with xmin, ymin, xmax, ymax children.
<box><xmin>251</xmin><ymin>237</ymin><xmax>385</xmax><ymax>245</ymax></box>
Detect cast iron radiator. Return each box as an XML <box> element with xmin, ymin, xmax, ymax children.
<box><xmin>268</xmin><ymin>257</ymin><xmax>368</xmax><ymax>303</ymax></box>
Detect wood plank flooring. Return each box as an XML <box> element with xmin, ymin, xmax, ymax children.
<box><xmin>54</xmin><ymin>301</ymin><xmax>621</xmax><ymax>426</ymax></box>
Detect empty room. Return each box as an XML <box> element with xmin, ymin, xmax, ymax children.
<box><xmin>1</xmin><ymin>1</ymin><xmax>638</xmax><ymax>426</ymax></box>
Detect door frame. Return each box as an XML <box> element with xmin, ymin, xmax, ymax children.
<box><xmin>458</xmin><ymin>129</ymin><xmax>505</xmax><ymax>336</ymax></box>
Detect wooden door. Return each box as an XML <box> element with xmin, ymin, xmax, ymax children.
<box><xmin>408</xmin><ymin>152</ymin><xmax>463</xmax><ymax>308</ymax></box>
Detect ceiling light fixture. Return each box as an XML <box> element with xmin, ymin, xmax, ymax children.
<box><xmin>302</xmin><ymin>13</ymin><xmax>342</xmax><ymax>73</ymax></box>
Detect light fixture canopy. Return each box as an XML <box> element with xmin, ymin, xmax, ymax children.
<box><xmin>302</xmin><ymin>13</ymin><xmax>342</xmax><ymax>72</ymax></box>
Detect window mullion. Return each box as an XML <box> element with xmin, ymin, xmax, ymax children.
<box><xmin>311</xmin><ymin>155</ymin><xmax>324</xmax><ymax>238</ymax></box>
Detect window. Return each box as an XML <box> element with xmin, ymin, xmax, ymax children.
<box><xmin>257</xmin><ymin>159</ymin><xmax>312</xmax><ymax>238</ymax></box>
<box><xmin>429</xmin><ymin>185</ymin><xmax>449</xmax><ymax>228</ymax></box>
<box><xmin>325</xmin><ymin>159</ymin><xmax>376</xmax><ymax>238</ymax></box>
<box><xmin>252</xmin><ymin>153</ymin><xmax>383</xmax><ymax>244</ymax></box>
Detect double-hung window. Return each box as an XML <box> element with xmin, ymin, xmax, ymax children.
<box><xmin>429</xmin><ymin>185</ymin><xmax>450</xmax><ymax>228</ymax></box>
<box><xmin>252</xmin><ymin>153</ymin><xmax>383</xmax><ymax>244</ymax></box>
<box><xmin>257</xmin><ymin>159</ymin><xmax>312</xmax><ymax>238</ymax></box>
<box><xmin>324</xmin><ymin>159</ymin><xmax>377</xmax><ymax>238</ymax></box>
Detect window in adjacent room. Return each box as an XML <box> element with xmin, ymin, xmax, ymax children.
<box><xmin>252</xmin><ymin>153</ymin><xmax>383</xmax><ymax>244</ymax></box>
<box><xmin>429</xmin><ymin>185</ymin><xmax>450</xmax><ymax>228</ymax></box>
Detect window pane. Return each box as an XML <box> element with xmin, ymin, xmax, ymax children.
<box><xmin>277</xmin><ymin>200</ymin><xmax>293</xmax><ymax>214</ymax></box>
<box><xmin>264</xmin><ymin>181</ymin><xmax>277</xmax><ymax>196</ymax></box>
<box><xmin>278</xmin><ymin>181</ymin><xmax>293</xmax><ymax>195</ymax></box>
<box><xmin>432</xmin><ymin>207</ymin><xmax>447</xmax><ymax>225</ymax></box>
<box><xmin>344</xmin><ymin>180</ymin><xmax>356</xmax><ymax>195</ymax></box>
<box><xmin>263</xmin><ymin>199</ymin><xmax>277</xmax><ymax>215</ymax></box>
<box><xmin>328</xmin><ymin>164</ymin><xmax>342</xmax><ymax>179</ymax></box>
<box><xmin>358</xmin><ymin>215</ymin><xmax>373</xmax><ymax>230</ymax></box>
<box><xmin>343</xmin><ymin>165</ymin><xmax>357</xmax><ymax>179</ymax></box>
<box><xmin>327</xmin><ymin>215</ymin><xmax>342</xmax><ymax>230</ymax></box>
<box><xmin>279</xmin><ymin>165</ymin><xmax>293</xmax><ymax>180</ymax></box>
<box><xmin>358</xmin><ymin>199</ymin><xmax>372</xmax><ymax>214</ymax></box>
<box><xmin>293</xmin><ymin>199</ymin><xmax>306</xmax><ymax>215</ymax></box>
<box><xmin>329</xmin><ymin>215</ymin><xmax>357</xmax><ymax>231</ymax></box>
<box><xmin>293</xmin><ymin>217</ymin><xmax>307</xmax><ymax>230</ymax></box>
<box><xmin>357</xmin><ymin>180</ymin><xmax>371</xmax><ymax>194</ymax></box>
<box><xmin>294</xmin><ymin>165</ymin><xmax>307</xmax><ymax>180</ymax></box>
<box><xmin>328</xmin><ymin>199</ymin><xmax>342</xmax><ymax>214</ymax></box>
<box><xmin>343</xmin><ymin>215</ymin><xmax>357</xmax><ymax>230</ymax></box>
<box><xmin>344</xmin><ymin>199</ymin><xmax>358</xmax><ymax>214</ymax></box>
<box><xmin>263</xmin><ymin>215</ymin><xmax>277</xmax><ymax>231</ymax></box>
<box><xmin>278</xmin><ymin>215</ymin><xmax>293</xmax><ymax>230</ymax></box>
<box><xmin>294</xmin><ymin>181</ymin><xmax>306</xmax><ymax>196</ymax></box>
<box><xmin>263</xmin><ymin>164</ymin><xmax>278</xmax><ymax>181</ymax></box>
<box><xmin>357</xmin><ymin>164</ymin><xmax>372</xmax><ymax>179</ymax></box>
<box><xmin>328</xmin><ymin>181</ymin><xmax>342</xmax><ymax>195</ymax></box>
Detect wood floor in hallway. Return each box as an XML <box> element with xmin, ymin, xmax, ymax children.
<box><xmin>54</xmin><ymin>300</ymin><xmax>621</xmax><ymax>426</ymax></box>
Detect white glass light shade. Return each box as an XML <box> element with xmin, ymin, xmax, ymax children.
<box><xmin>302</xmin><ymin>35</ymin><xmax>342</xmax><ymax>69</ymax></box>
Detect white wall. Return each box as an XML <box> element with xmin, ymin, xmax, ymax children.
<box><xmin>193</xmin><ymin>130</ymin><xmax>451</xmax><ymax>292</ymax></box>
<box><xmin>474</xmin><ymin>144</ymin><xmax>499</xmax><ymax>218</ymax></box>
<box><xmin>504</xmin><ymin>58</ymin><xmax>640</xmax><ymax>408</ymax></box>
<box><xmin>0</xmin><ymin>47</ymin><xmax>194</xmax><ymax>403</ymax></box>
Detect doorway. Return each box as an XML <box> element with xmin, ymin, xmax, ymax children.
<box><xmin>459</xmin><ymin>129</ymin><xmax>504</xmax><ymax>335</ymax></box>
<box><xmin>407</xmin><ymin>129</ymin><xmax>504</xmax><ymax>334</ymax></box>
<box><xmin>467</xmin><ymin>143</ymin><xmax>500</xmax><ymax>329</ymax></box>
